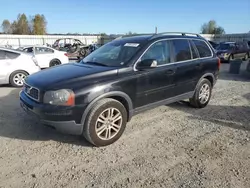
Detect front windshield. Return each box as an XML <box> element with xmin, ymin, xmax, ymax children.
<box><xmin>216</xmin><ymin>43</ymin><xmax>235</xmax><ymax>50</ymax></box>
<box><xmin>80</xmin><ymin>40</ymin><xmax>142</xmax><ymax>67</ymax></box>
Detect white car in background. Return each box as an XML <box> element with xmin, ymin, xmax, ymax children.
<box><xmin>21</xmin><ymin>46</ymin><xmax>69</xmax><ymax>68</ymax></box>
<box><xmin>0</xmin><ymin>48</ymin><xmax>40</xmax><ymax>87</ymax></box>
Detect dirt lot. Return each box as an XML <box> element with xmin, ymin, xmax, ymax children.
<box><xmin>0</xmin><ymin>63</ymin><xmax>250</xmax><ymax>188</ymax></box>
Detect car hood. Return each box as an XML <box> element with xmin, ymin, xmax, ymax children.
<box><xmin>25</xmin><ymin>63</ymin><xmax>118</xmax><ymax>90</ymax></box>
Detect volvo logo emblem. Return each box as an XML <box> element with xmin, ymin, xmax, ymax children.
<box><xmin>26</xmin><ymin>87</ymin><xmax>32</xmax><ymax>94</ymax></box>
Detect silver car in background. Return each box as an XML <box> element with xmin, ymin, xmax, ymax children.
<box><xmin>0</xmin><ymin>48</ymin><xmax>40</xmax><ymax>87</ymax></box>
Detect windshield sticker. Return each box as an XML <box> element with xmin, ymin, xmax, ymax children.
<box><xmin>124</xmin><ymin>43</ymin><xmax>140</xmax><ymax>47</ymax></box>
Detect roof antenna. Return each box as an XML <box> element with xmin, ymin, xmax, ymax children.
<box><xmin>155</xmin><ymin>27</ymin><xmax>158</xmax><ymax>34</ymax></box>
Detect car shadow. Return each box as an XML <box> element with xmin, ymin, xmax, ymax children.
<box><xmin>0</xmin><ymin>88</ymin><xmax>92</xmax><ymax>147</ymax></box>
<box><xmin>168</xmin><ymin>94</ymin><xmax>250</xmax><ymax>132</ymax></box>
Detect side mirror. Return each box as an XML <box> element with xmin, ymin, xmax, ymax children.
<box><xmin>136</xmin><ymin>59</ymin><xmax>158</xmax><ymax>70</ymax></box>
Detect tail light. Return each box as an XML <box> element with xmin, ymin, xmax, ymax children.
<box><xmin>31</xmin><ymin>56</ymin><xmax>39</xmax><ymax>67</ymax></box>
<box><xmin>64</xmin><ymin>53</ymin><xmax>68</xmax><ymax>56</ymax></box>
<box><xmin>217</xmin><ymin>57</ymin><xmax>221</xmax><ymax>69</ymax></box>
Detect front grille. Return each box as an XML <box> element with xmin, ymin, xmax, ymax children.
<box><xmin>23</xmin><ymin>83</ymin><xmax>40</xmax><ymax>101</ymax></box>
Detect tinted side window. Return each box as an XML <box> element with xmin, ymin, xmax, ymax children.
<box><xmin>24</xmin><ymin>47</ymin><xmax>33</xmax><ymax>53</ymax></box>
<box><xmin>193</xmin><ymin>40</ymin><xmax>212</xmax><ymax>58</ymax></box>
<box><xmin>6</xmin><ymin>51</ymin><xmax>20</xmax><ymax>59</ymax></box>
<box><xmin>172</xmin><ymin>39</ymin><xmax>191</xmax><ymax>62</ymax></box>
<box><xmin>141</xmin><ymin>40</ymin><xmax>171</xmax><ymax>65</ymax></box>
<box><xmin>35</xmin><ymin>47</ymin><xmax>54</xmax><ymax>54</ymax></box>
<box><xmin>0</xmin><ymin>50</ymin><xmax>5</xmax><ymax>60</ymax></box>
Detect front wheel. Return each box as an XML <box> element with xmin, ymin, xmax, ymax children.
<box><xmin>189</xmin><ymin>78</ymin><xmax>212</xmax><ymax>108</ymax></box>
<box><xmin>9</xmin><ymin>70</ymin><xmax>28</xmax><ymax>87</ymax></box>
<box><xmin>83</xmin><ymin>98</ymin><xmax>127</xmax><ymax>147</ymax></box>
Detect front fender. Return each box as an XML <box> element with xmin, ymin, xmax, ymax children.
<box><xmin>79</xmin><ymin>91</ymin><xmax>134</xmax><ymax>127</ymax></box>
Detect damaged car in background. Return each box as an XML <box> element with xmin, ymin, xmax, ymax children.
<box><xmin>52</xmin><ymin>38</ymin><xmax>99</xmax><ymax>60</ymax></box>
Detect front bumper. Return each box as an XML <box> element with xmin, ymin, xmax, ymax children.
<box><xmin>19</xmin><ymin>91</ymin><xmax>85</xmax><ymax>135</ymax></box>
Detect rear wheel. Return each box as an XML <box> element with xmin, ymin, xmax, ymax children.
<box><xmin>228</xmin><ymin>54</ymin><xmax>234</xmax><ymax>62</ymax></box>
<box><xmin>244</xmin><ymin>53</ymin><xmax>249</xmax><ymax>61</ymax></box>
<box><xmin>83</xmin><ymin>98</ymin><xmax>127</xmax><ymax>147</ymax></box>
<box><xmin>80</xmin><ymin>48</ymin><xmax>87</xmax><ymax>57</ymax></box>
<box><xmin>9</xmin><ymin>70</ymin><xmax>28</xmax><ymax>87</ymax></box>
<box><xmin>189</xmin><ymin>78</ymin><xmax>212</xmax><ymax>108</ymax></box>
<box><xmin>50</xmin><ymin>59</ymin><xmax>61</xmax><ymax>67</ymax></box>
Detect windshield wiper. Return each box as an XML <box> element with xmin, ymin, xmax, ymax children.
<box><xmin>83</xmin><ymin>61</ymin><xmax>108</xmax><ymax>67</ymax></box>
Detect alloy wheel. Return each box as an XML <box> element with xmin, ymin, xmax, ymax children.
<box><xmin>95</xmin><ymin>107</ymin><xmax>122</xmax><ymax>140</ymax></box>
<box><xmin>13</xmin><ymin>73</ymin><xmax>26</xmax><ymax>86</ymax></box>
<box><xmin>199</xmin><ymin>83</ymin><xmax>210</xmax><ymax>104</ymax></box>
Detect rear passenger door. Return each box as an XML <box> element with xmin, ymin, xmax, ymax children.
<box><xmin>192</xmin><ymin>39</ymin><xmax>214</xmax><ymax>78</ymax></box>
<box><xmin>171</xmin><ymin>39</ymin><xmax>201</xmax><ymax>96</ymax></box>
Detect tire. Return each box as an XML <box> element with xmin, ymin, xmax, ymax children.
<box><xmin>83</xmin><ymin>98</ymin><xmax>127</xmax><ymax>147</ymax></box>
<box><xmin>189</xmin><ymin>78</ymin><xmax>212</xmax><ymax>108</ymax></box>
<box><xmin>244</xmin><ymin>53</ymin><xmax>249</xmax><ymax>61</ymax></box>
<box><xmin>49</xmin><ymin>59</ymin><xmax>61</xmax><ymax>67</ymax></box>
<box><xmin>228</xmin><ymin>54</ymin><xmax>233</xmax><ymax>62</ymax></box>
<box><xmin>9</xmin><ymin>70</ymin><xmax>28</xmax><ymax>87</ymax></box>
<box><xmin>80</xmin><ymin>48</ymin><xmax>87</xmax><ymax>57</ymax></box>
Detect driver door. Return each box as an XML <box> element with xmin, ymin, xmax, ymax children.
<box><xmin>135</xmin><ymin>40</ymin><xmax>176</xmax><ymax>108</ymax></box>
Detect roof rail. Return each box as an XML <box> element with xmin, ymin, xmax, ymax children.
<box><xmin>150</xmin><ymin>32</ymin><xmax>202</xmax><ymax>39</ymax></box>
<box><xmin>114</xmin><ymin>33</ymin><xmax>154</xmax><ymax>40</ymax></box>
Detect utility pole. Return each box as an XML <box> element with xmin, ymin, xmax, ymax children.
<box><xmin>155</xmin><ymin>27</ymin><xmax>158</xmax><ymax>34</ymax></box>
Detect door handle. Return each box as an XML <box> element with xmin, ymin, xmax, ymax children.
<box><xmin>165</xmin><ymin>69</ymin><xmax>175</xmax><ymax>75</ymax></box>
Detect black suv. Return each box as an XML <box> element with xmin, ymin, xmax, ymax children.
<box><xmin>20</xmin><ymin>32</ymin><xmax>220</xmax><ymax>146</ymax></box>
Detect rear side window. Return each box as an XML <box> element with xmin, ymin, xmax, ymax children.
<box><xmin>172</xmin><ymin>39</ymin><xmax>192</xmax><ymax>62</ymax></box>
<box><xmin>0</xmin><ymin>50</ymin><xmax>20</xmax><ymax>60</ymax></box>
<box><xmin>0</xmin><ymin>50</ymin><xmax>5</xmax><ymax>60</ymax></box>
<box><xmin>35</xmin><ymin>47</ymin><xmax>54</xmax><ymax>54</ymax></box>
<box><xmin>192</xmin><ymin>40</ymin><xmax>212</xmax><ymax>58</ymax></box>
<box><xmin>6</xmin><ymin>51</ymin><xmax>20</xmax><ymax>59</ymax></box>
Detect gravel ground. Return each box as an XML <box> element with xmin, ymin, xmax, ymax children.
<box><xmin>0</xmin><ymin>63</ymin><xmax>250</xmax><ymax>188</ymax></box>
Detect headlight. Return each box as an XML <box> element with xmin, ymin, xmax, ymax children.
<box><xmin>43</xmin><ymin>89</ymin><xmax>75</xmax><ymax>106</ymax></box>
<box><xmin>220</xmin><ymin>53</ymin><xmax>228</xmax><ymax>57</ymax></box>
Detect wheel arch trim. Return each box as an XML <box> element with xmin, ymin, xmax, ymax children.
<box><xmin>80</xmin><ymin>91</ymin><xmax>133</xmax><ymax>131</ymax></box>
<box><xmin>195</xmin><ymin>73</ymin><xmax>215</xmax><ymax>90</ymax></box>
